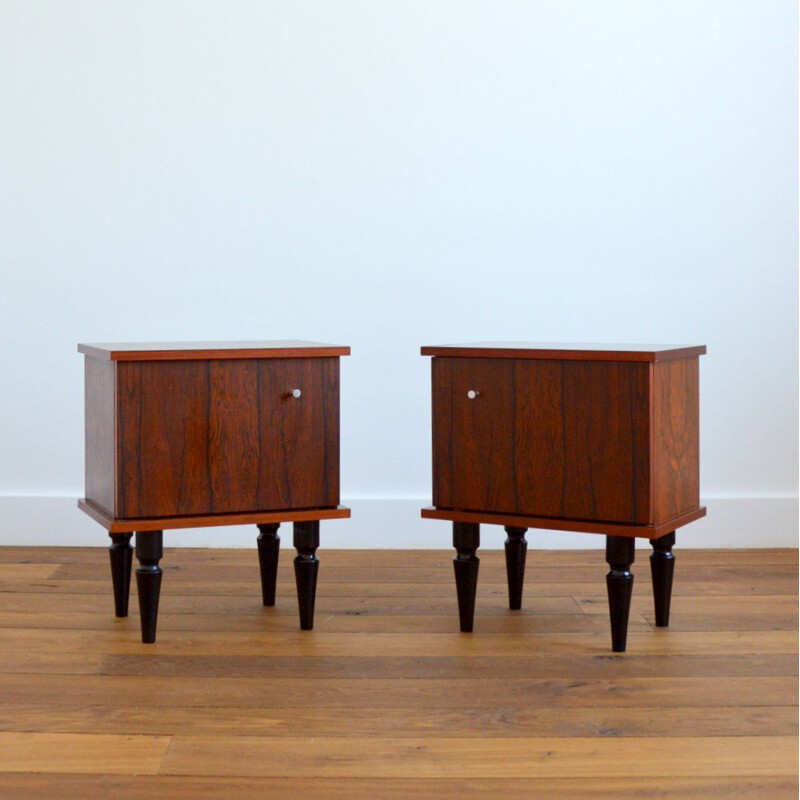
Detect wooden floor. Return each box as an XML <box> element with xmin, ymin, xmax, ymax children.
<box><xmin>0</xmin><ymin>545</ymin><xmax>796</xmax><ymax>799</ymax></box>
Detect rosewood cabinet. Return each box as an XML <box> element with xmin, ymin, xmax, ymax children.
<box><xmin>79</xmin><ymin>340</ymin><xmax>350</xmax><ymax>642</ymax></box>
<box><xmin>421</xmin><ymin>342</ymin><xmax>706</xmax><ymax>652</ymax></box>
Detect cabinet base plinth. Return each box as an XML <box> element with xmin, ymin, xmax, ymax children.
<box><xmin>422</xmin><ymin>506</ymin><xmax>705</xmax><ymax>538</ymax></box>
<box><xmin>79</xmin><ymin>499</ymin><xmax>350</xmax><ymax>533</ymax></box>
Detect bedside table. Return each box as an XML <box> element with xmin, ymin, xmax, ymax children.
<box><xmin>421</xmin><ymin>342</ymin><xmax>706</xmax><ymax>652</ymax></box>
<box><xmin>78</xmin><ymin>340</ymin><xmax>350</xmax><ymax>642</ymax></box>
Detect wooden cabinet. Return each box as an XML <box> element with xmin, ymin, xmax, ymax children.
<box><xmin>79</xmin><ymin>340</ymin><xmax>350</xmax><ymax>642</ymax></box>
<box><xmin>422</xmin><ymin>342</ymin><xmax>706</xmax><ymax>651</ymax></box>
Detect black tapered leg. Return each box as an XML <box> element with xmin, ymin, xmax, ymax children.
<box><xmin>453</xmin><ymin>522</ymin><xmax>480</xmax><ymax>632</ymax></box>
<box><xmin>650</xmin><ymin>530</ymin><xmax>676</xmax><ymax>627</ymax></box>
<box><xmin>257</xmin><ymin>523</ymin><xmax>281</xmax><ymax>606</ymax></box>
<box><xmin>504</xmin><ymin>526</ymin><xmax>528</xmax><ymax>610</ymax></box>
<box><xmin>293</xmin><ymin>521</ymin><xmax>320</xmax><ymax>630</ymax></box>
<box><xmin>108</xmin><ymin>533</ymin><xmax>133</xmax><ymax>618</ymax></box>
<box><xmin>135</xmin><ymin>530</ymin><xmax>163</xmax><ymax>644</ymax></box>
<box><xmin>606</xmin><ymin>536</ymin><xmax>635</xmax><ymax>653</ymax></box>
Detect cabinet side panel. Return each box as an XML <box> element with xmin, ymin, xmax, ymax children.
<box><xmin>84</xmin><ymin>356</ymin><xmax>116</xmax><ymax>516</ymax></box>
<box><xmin>431</xmin><ymin>358</ymin><xmax>454</xmax><ymax>508</ymax></box>
<box><xmin>653</xmin><ymin>357</ymin><xmax>700</xmax><ymax>524</ymax></box>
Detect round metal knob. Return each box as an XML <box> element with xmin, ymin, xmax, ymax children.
<box><xmin>467</xmin><ymin>390</ymin><xmax>479</xmax><ymax>399</ymax></box>
<box><xmin>291</xmin><ymin>389</ymin><xmax>302</xmax><ymax>399</ymax></box>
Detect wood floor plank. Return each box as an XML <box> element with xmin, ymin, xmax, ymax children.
<box><xmin>1</xmin><ymin>546</ymin><xmax>794</xmax><ymax>567</ymax></box>
<box><xmin>0</xmin><ymin>592</ymin><xmax>581</xmax><ymax>616</ymax></box>
<box><xmin>0</xmin><ymin>610</ymin><xmax>658</xmax><ymax>634</ymax></box>
<box><xmin>48</xmin><ymin>562</ymin><xmax>800</xmax><ymax>584</ymax></box>
<box><xmin>94</xmin><ymin>653</ymin><xmax>796</xmax><ymax>680</ymax></box>
<box><xmin>0</xmin><ymin>564</ymin><xmax>58</xmax><ymax>581</ymax></box>
<box><xmin>0</xmin><ymin>652</ymin><xmax>103</xmax><ymax>675</ymax></box>
<box><xmin>2</xmin><ymin>649</ymin><xmax>793</xmax><ymax>680</ymax></box>
<box><xmin>2</xmin><ymin>627</ymin><xmax>795</xmax><ymax>656</ymax></box>
<box><xmin>2</xmin><ymin>591</ymin><xmax>795</xmax><ymax>621</ymax></box>
<box><xmin>1</xmin><ymin>652</ymin><xmax>794</xmax><ymax>679</ymax></box>
<box><xmin>635</xmin><ymin>613</ymin><xmax>798</xmax><ymax>632</ymax></box>
<box><xmin>577</xmin><ymin>594</ymin><xmax>799</xmax><ymax>615</ymax></box>
<box><xmin>0</xmin><ymin>674</ymin><xmax>793</xmax><ymax>710</ymax></box>
<box><xmin>0</xmin><ymin>732</ymin><xmax>169</xmax><ymax>774</ymax></box>
<box><xmin>4</xmin><ymin>575</ymin><xmax>795</xmax><ymax>597</ymax></box>
<box><xmin>159</xmin><ymin>735</ymin><xmax>799</xmax><ymax>778</ymax></box>
<box><xmin>0</xmin><ymin>774</ymin><xmax>795</xmax><ymax>800</ymax></box>
<box><xmin>0</xmin><ymin>703</ymin><xmax>794</xmax><ymax>739</ymax></box>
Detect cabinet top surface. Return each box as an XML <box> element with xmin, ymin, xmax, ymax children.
<box><xmin>78</xmin><ymin>340</ymin><xmax>350</xmax><ymax>361</ymax></box>
<box><xmin>421</xmin><ymin>342</ymin><xmax>706</xmax><ymax>362</ymax></box>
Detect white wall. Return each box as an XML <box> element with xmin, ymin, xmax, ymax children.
<box><xmin>0</xmin><ymin>1</ymin><xmax>797</xmax><ymax>547</ymax></box>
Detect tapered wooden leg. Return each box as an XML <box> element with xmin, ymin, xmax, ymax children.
<box><xmin>453</xmin><ymin>522</ymin><xmax>480</xmax><ymax>632</ymax></box>
<box><xmin>606</xmin><ymin>535</ymin><xmax>635</xmax><ymax>653</ymax></box>
<box><xmin>108</xmin><ymin>532</ymin><xmax>133</xmax><ymax>618</ymax></box>
<box><xmin>504</xmin><ymin>526</ymin><xmax>528</xmax><ymax>610</ymax></box>
<box><xmin>135</xmin><ymin>530</ymin><xmax>163</xmax><ymax>644</ymax></box>
<box><xmin>293</xmin><ymin>521</ymin><xmax>320</xmax><ymax>631</ymax></box>
<box><xmin>650</xmin><ymin>530</ymin><xmax>676</xmax><ymax>627</ymax></box>
<box><xmin>257</xmin><ymin>523</ymin><xmax>281</xmax><ymax>606</ymax></box>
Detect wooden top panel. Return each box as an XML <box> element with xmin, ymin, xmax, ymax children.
<box><xmin>78</xmin><ymin>340</ymin><xmax>350</xmax><ymax>361</ymax></box>
<box><xmin>420</xmin><ymin>342</ymin><xmax>706</xmax><ymax>362</ymax></box>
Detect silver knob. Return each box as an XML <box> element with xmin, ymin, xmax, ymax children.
<box><xmin>291</xmin><ymin>389</ymin><xmax>302</xmax><ymax>398</ymax></box>
<box><xmin>467</xmin><ymin>390</ymin><xmax>479</xmax><ymax>399</ymax></box>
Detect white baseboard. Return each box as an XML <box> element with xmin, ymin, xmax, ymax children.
<box><xmin>0</xmin><ymin>495</ymin><xmax>796</xmax><ymax>549</ymax></box>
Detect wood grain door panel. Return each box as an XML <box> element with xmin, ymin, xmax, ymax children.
<box><xmin>256</xmin><ymin>357</ymin><xmax>339</xmax><ymax>512</ymax></box>
<box><xmin>432</xmin><ymin>357</ymin><xmax>516</xmax><ymax>513</ymax></box>
<box><xmin>117</xmin><ymin>358</ymin><xmax>338</xmax><ymax>518</ymax></box>
<box><xmin>556</xmin><ymin>361</ymin><xmax>650</xmax><ymax>523</ymax></box>
<box><xmin>432</xmin><ymin>358</ymin><xmax>651</xmax><ymax>524</ymax></box>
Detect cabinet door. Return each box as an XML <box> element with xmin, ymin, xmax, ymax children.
<box><xmin>432</xmin><ymin>357</ymin><xmax>517</xmax><ymax>514</ymax></box>
<box><xmin>255</xmin><ymin>357</ymin><xmax>340</xmax><ymax>512</ymax></box>
<box><xmin>117</xmin><ymin>358</ymin><xmax>339</xmax><ymax>518</ymax></box>
<box><xmin>432</xmin><ymin>358</ymin><xmax>650</xmax><ymax>524</ymax></box>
